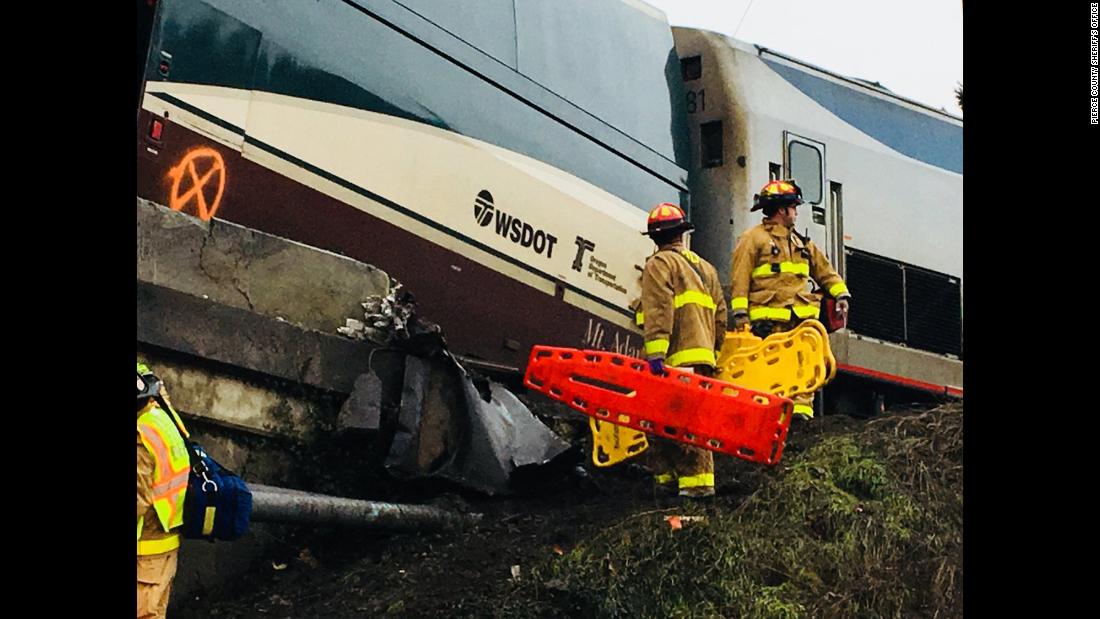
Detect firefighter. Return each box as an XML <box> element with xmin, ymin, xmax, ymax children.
<box><xmin>640</xmin><ymin>203</ymin><xmax>727</xmax><ymax>498</ymax></box>
<box><xmin>137</xmin><ymin>362</ymin><xmax>190</xmax><ymax>619</ymax></box>
<box><xmin>729</xmin><ymin>180</ymin><xmax>851</xmax><ymax>419</ymax></box>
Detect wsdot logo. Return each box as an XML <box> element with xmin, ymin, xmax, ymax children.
<box><xmin>473</xmin><ymin>189</ymin><xmax>558</xmax><ymax>258</ymax></box>
<box><xmin>474</xmin><ymin>190</ymin><xmax>495</xmax><ymax>227</ymax></box>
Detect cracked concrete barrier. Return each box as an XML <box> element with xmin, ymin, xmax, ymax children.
<box><xmin>137</xmin><ymin>198</ymin><xmax>391</xmax><ymax>333</ymax></box>
<box><xmin>137</xmin><ymin>199</ymin><xmax>399</xmax><ymax>602</ymax></box>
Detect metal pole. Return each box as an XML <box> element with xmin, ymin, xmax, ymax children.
<box><xmin>249</xmin><ymin>484</ymin><xmax>482</xmax><ymax>531</ymax></box>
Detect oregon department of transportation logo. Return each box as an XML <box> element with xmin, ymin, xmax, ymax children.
<box><xmin>474</xmin><ymin>190</ymin><xmax>495</xmax><ymax>227</ymax></box>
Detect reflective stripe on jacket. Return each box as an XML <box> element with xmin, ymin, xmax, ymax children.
<box><xmin>729</xmin><ymin>221</ymin><xmax>849</xmax><ymax>322</ymax></box>
<box><xmin>628</xmin><ymin>297</ymin><xmax>645</xmax><ymax>331</ymax></box>
<box><xmin>641</xmin><ymin>242</ymin><xmax>727</xmax><ymax>368</ymax></box>
<box><xmin>137</xmin><ymin>401</ymin><xmax>189</xmax><ymax>554</ymax></box>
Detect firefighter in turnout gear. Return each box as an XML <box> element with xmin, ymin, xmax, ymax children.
<box><xmin>640</xmin><ymin>203</ymin><xmax>727</xmax><ymax>498</ymax></box>
<box><xmin>729</xmin><ymin>180</ymin><xmax>851</xmax><ymax>419</ymax></box>
<box><xmin>137</xmin><ymin>362</ymin><xmax>190</xmax><ymax>619</ymax></box>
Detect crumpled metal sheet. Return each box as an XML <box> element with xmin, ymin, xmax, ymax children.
<box><xmin>338</xmin><ymin>277</ymin><xmax>567</xmax><ymax>494</ymax></box>
<box><xmin>383</xmin><ymin>353</ymin><xmax>570</xmax><ymax>495</ymax></box>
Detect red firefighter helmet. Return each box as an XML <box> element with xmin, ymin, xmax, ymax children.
<box><xmin>751</xmin><ymin>179</ymin><xmax>804</xmax><ymax>211</ymax></box>
<box><xmin>643</xmin><ymin>202</ymin><xmax>695</xmax><ymax>236</ymax></box>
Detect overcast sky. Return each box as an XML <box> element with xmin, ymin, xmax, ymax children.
<box><xmin>642</xmin><ymin>0</ymin><xmax>963</xmax><ymax>116</ymax></box>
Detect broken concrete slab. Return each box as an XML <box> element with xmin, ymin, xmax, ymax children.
<box><xmin>137</xmin><ymin>198</ymin><xmax>391</xmax><ymax>333</ymax></box>
<box><xmin>135</xmin><ymin>352</ymin><xmax>319</xmax><ymax>442</ymax></box>
<box><xmin>338</xmin><ymin>372</ymin><xmax>386</xmax><ymax>431</ymax></box>
<box><xmin>138</xmin><ymin>281</ymin><xmax>374</xmax><ymax>394</ymax></box>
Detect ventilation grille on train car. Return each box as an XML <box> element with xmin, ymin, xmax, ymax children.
<box><xmin>844</xmin><ymin>250</ymin><xmax>904</xmax><ymax>344</ymax></box>
<box><xmin>844</xmin><ymin>248</ymin><xmax>962</xmax><ymax>359</ymax></box>
<box><xmin>905</xmin><ymin>268</ymin><xmax>963</xmax><ymax>357</ymax></box>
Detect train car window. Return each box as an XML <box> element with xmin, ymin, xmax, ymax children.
<box><xmin>700</xmin><ymin>121</ymin><xmax>723</xmax><ymax>168</ymax></box>
<box><xmin>788</xmin><ymin>141</ymin><xmax>823</xmax><ymax>204</ymax></box>
<box><xmin>769</xmin><ymin>163</ymin><xmax>782</xmax><ymax>181</ymax></box>
<box><xmin>681</xmin><ymin>56</ymin><xmax>702</xmax><ymax>81</ymax></box>
<box><xmin>136</xmin><ymin>0</ymin><xmax>157</xmax><ymax>112</ymax></box>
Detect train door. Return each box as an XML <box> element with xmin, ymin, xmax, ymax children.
<box><xmin>783</xmin><ymin>132</ymin><xmax>841</xmax><ymax>266</ymax></box>
<box><xmin>827</xmin><ymin>181</ymin><xmax>845</xmax><ymax>278</ymax></box>
<box><xmin>782</xmin><ymin>132</ymin><xmax>871</xmax><ymax>417</ymax></box>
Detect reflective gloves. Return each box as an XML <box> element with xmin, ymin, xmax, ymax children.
<box><xmin>647</xmin><ymin>357</ymin><xmax>666</xmax><ymax>376</ymax></box>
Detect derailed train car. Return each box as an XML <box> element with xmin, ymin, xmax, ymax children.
<box><xmin>136</xmin><ymin>0</ymin><xmax>684</xmax><ymax>370</ymax></box>
<box><xmin>136</xmin><ymin>0</ymin><xmax>962</xmax><ymax>413</ymax></box>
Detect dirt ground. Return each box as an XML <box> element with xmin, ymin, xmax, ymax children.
<box><xmin>172</xmin><ymin>400</ymin><xmax>953</xmax><ymax>618</ymax></box>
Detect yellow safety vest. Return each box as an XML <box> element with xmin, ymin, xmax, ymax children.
<box><xmin>137</xmin><ymin>403</ymin><xmax>190</xmax><ymax>554</ymax></box>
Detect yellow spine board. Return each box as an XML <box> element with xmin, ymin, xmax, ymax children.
<box><xmin>716</xmin><ymin>320</ymin><xmax>837</xmax><ymax>398</ymax></box>
<box><xmin>589</xmin><ymin>418</ymin><xmax>649</xmax><ymax>467</ymax></box>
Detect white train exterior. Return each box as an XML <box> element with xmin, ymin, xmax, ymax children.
<box><xmin>136</xmin><ymin>1</ymin><xmax>963</xmax><ymax>413</ymax></box>
<box><xmin>673</xmin><ymin>28</ymin><xmax>963</xmax><ymax>411</ymax></box>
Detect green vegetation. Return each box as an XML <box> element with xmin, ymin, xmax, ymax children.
<box><xmin>501</xmin><ymin>405</ymin><xmax>963</xmax><ymax>618</ymax></box>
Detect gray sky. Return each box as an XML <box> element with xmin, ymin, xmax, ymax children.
<box><xmin>642</xmin><ymin>0</ymin><xmax>963</xmax><ymax>115</ymax></box>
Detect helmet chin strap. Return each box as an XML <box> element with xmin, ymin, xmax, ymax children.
<box><xmin>137</xmin><ymin>371</ymin><xmax>161</xmax><ymax>401</ymax></box>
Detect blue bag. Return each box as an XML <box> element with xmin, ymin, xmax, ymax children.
<box><xmin>182</xmin><ymin>441</ymin><xmax>252</xmax><ymax>541</ymax></box>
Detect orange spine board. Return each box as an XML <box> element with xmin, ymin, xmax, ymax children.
<box><xmin>524</xmin><ymin>346</ymin><xmax>794</xmax><ymax>465</ymax></box>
